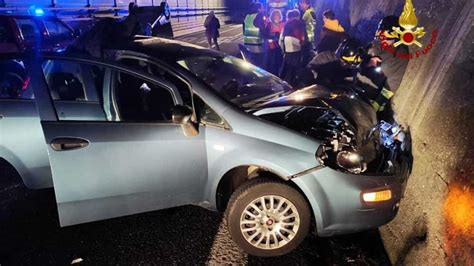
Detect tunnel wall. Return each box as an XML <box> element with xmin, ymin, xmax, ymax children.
<box><xmin>0</xmin><ymin>0</ymin><xmax>243</xmax><ymax>36</ymax></box>
<box><xmin>311</xmin><ymin>0</ymin><xmax>474</xmax><ymax>264</ymax></box>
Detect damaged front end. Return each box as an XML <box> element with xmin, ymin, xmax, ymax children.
<box><xmin>247</xmin><ymin>85</ymin><xmax>414</xmax><ymax>236</ymax></box>
<box><xmin>250</xmin><ymin>85</ymin><xmax>412</xmax><ymax>177</ymax></box>
<box><xmin>316</xmin><ymin>119</ymin><xmax>411</xmax><ymax>176</ymax></box>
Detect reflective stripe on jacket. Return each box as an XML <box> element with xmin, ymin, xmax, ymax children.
<box><xmin>244</xmin><ymin>14</ymin><xmax>264</xmax><ymax>44</ymax></box>
<box><xmin>302</xmin><ymin>7</ymin><xmax>316</xmax><ymax>42</ymax></box>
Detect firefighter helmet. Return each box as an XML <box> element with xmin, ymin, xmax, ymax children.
<box><xmin>377</xmin><ymin>16</ymin><xmax>401</xmax><ymax>40</ymax></box>
<box><xmin>335</xmin><ymin>38</ymin><xmax>365</xmax><ymax>69</ymax></box>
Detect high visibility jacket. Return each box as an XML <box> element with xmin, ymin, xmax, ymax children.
<box><xmin>302</xmin><ymin>7</ymin><xmax>316</xmax><ymax>43</ymax></box>
<box><xmin>244</xmin><ymin>14</ymin><xmax>264</xmax><ymax>45</ymax></box>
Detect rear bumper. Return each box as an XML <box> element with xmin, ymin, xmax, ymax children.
<box><xmin>293</xmin><ymin>158</ymin><xmax>410</xmax><ymax>237</ymax></box>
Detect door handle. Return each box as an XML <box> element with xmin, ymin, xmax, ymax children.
<box><xmin>50</xmin><ymin>137</ymin><xmax>90</xmax><ymax>151</ymax></box>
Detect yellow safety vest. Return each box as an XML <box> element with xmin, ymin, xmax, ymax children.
<box><xmin>303</xmin><ymin>8</ymin><xmax>316</xmax><ymax>42</ymax></box>
<box><xmin>244</xmin><ymin>14</ymin><xmax>263</xmax><ymax>45</ymax></box>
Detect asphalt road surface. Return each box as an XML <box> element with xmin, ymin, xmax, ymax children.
<box><xmin>0</xmin><ymin>160</ymin><xmax>391</xmax><ymax>265</ymax></box>
<box><xmin>177</xmin><ymin>24</ymin><xmax>243</xmax><ymax>56</ymax></box>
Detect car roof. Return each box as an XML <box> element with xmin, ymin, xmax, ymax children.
<box><xmin>1</xmin><ymin>36</ymin><xmax>218</xmax><ymax>61</ymax></box>
<box><xmin>112</xmin><ymin>36</ymin><xmax>225</xmax><ymax>63</ymax></box>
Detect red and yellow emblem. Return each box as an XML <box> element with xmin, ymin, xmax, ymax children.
<box><xmin>392</xmin><ymin>0</ymin><xmax>426</xmax><ymax>47</ymax></box>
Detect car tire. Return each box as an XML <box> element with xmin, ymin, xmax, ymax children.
<box><xmin>226</xmin><ymin>178</ymin><xmax>310</xmax><ymax>257</ymax></box>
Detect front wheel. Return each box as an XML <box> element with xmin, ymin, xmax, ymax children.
<box><xmin>226</xmin><ymin>179</ymin><xmax>311</xmax><ymax>257</ymax></box>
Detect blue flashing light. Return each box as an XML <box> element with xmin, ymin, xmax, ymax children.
<box><xmin>34</xmin><ymin>8</ymin><xmax>45</xmax><ymax>16</ymax></box>
<box><xmin>29</xmin><ymin>6</ymin><xmax>45</xmax><ymax>16</ymax></box>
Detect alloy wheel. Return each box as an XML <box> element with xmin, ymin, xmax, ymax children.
<box><xmin>239</xmin><ymin>195</ymin><xmax>300</xmax><ymax>250</ymax></box>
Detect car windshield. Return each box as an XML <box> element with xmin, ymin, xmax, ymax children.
<box><xmin>177</xmin><ymin>55</ymin><xmax>293</xmax><ymax>108</ymax></box>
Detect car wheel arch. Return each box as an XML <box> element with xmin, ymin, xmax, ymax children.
<box><xmin>215</xmin><ymin>165</ymin><xmax>284</xmax><ymax>212</ymax></box>
<box><xmin>0</xmin><ymin>142</ymin><xmax>53</xmax><ymax>189</ymax></box>
<box><xmin>0</xmin><ymin>157</ymin><xmax>26</xmax><ymax>187</ymax></box>
<box><xmin>214</xmin><ymin>165</ymin><xmax>316</xmax><ymax>228</ymax></box>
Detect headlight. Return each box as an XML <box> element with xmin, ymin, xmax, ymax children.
<box><xmin>336</xmin><ymin>151</ymin><xmax>367</xmax><ymax>174</ymax></box>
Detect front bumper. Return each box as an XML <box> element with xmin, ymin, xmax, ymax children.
<box><xmin>292</xmin><ymin>157</ymin><xmax>411</xmax><ymax>237</ymax></box>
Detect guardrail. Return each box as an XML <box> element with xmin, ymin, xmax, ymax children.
<box><xmin>0</xmin><ymin>2</ymin><xmax>238</xmax><ymax>37</ymax></box>
<box><xmin>0</xmin><ymin>5</ymin><xmax>232</xmax><ymax>21</ymax></box>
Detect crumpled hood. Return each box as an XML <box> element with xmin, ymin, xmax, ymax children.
<box><xmin>248</xmin><ymin>85</ymin><xmax>378</xmax><ymax>146</ymax></box>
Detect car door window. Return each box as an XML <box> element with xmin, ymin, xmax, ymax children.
<box><xmin>42</xmin><ymin>59</ymin><xmax>106</xmax><ymax>121</ymax></box>
<box><xmin>42</xmin><ymin>60</ymin><xmax>88</xmax><ymax>101</ymax></box>
<box><xmin>15</xmin><ymin>18</ymin><xmax>40</xmax><ymax>40</ymax></box>
<box><xmin>43</xmin><ymin>19</ymin><xmax>72</xmax><ymax>38</ymax></box>
<box><xmin>117</xmin><ymin>57</ymin><xmax>192</xmax><ymax>106</ymax></box>
<box><xmin>0</xmin><ymin>59</ymin><xmax>33</xmax><ymax>100</ymax></box>
<box><xmin>112</xmin><ymin>70</ymin><xmax>175</xmax><ymax>122</ymax></box>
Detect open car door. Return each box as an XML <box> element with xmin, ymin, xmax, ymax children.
<box><xmin>29</xmin><ymin>55</ymin><xmax>207</xmax><ymax>226</ymax></box>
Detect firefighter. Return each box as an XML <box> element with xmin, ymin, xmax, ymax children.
<box><xmin>307</xmin><ymin>38</ymin><xmax>365</xmax><ymax>88</ymax></box>
<box><xmin>307</xmin><ymin>37</ymin><xmax>399</xmax><ymax>121</ymax></box>
<box><xmin>308</xmin><ymin>38</ymin><xmax>388</xmax><ymax>106</ymax></box>
<box><xmin>365</xmin><ymin>15</ymin><xmax>410</xmax><ymax>113</ymax></box>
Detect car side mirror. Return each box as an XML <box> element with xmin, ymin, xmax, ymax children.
<box><xmin>172</xmin><ymin>105</ymin><xmax>199</xmax><ymax>137</ymax></box>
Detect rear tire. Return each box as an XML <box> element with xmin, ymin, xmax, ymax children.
<box><xmin>226</xmin><ymin>178</ymin><xmax>310</xmax><ymax>257</ymax></box>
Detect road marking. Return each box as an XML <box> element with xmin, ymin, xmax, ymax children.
<box><xmin>218</xmin><ymin>24</ymin><xmax>242</xmax><ymax>35</ymax></box>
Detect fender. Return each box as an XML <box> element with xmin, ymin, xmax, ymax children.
<box><xmin>0</xmin><ymin>146</ymin><xmax>53</xmax><ymax>189</ymax></box>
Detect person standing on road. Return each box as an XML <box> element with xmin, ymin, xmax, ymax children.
<box><xmin>316</xmin><ymin>10</ymin><xmax>347</xmax><ymax>53</ymax></box>
<box><xmin>243</xmin><ymin>3</ymin><xmax>266</xmax><ymax>45</ymax></box>
<box><xmin>279</xmin><ymin>9</ymin><xmax>307</xmax><ymax>87</ymax></box>
<box><xmin>298</xmin><ymin>0</ymin><xmax>316</xmax><ymax>48</ymax></box>
<box><xmin>264</xmin><ymin>9</ymin><xmax>285</xmax><ymax>75</ymax></box>
<box><xmin>242</xmin><ymin>3</ymin><xmax>267</xmax><ymax>67</ymax></box>
<box><xmin>204</xmin><ymin>11</ymin><xmax>221</xmax><ymax>51</ymax></box>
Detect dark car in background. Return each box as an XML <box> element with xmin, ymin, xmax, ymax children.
<box><xmin>0</xmin><ymin>15</ymin><xmax>78</xmax><ymax>53</ymax></box>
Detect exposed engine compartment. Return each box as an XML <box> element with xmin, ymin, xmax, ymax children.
<box><xmin>315</xmin><ymin>117</ymin><xmax>410</xmax><ymax>176</ymax></box>
<box><xmin>254</xmin><ymin>105</ymin><xmax>410</xmax><ymax>175</ymax></box>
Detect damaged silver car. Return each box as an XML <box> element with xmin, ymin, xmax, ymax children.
<box><xmin>0</xmin><ymin>37</ymin><xmax>412</xmax><ymax>257</ymax></box>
